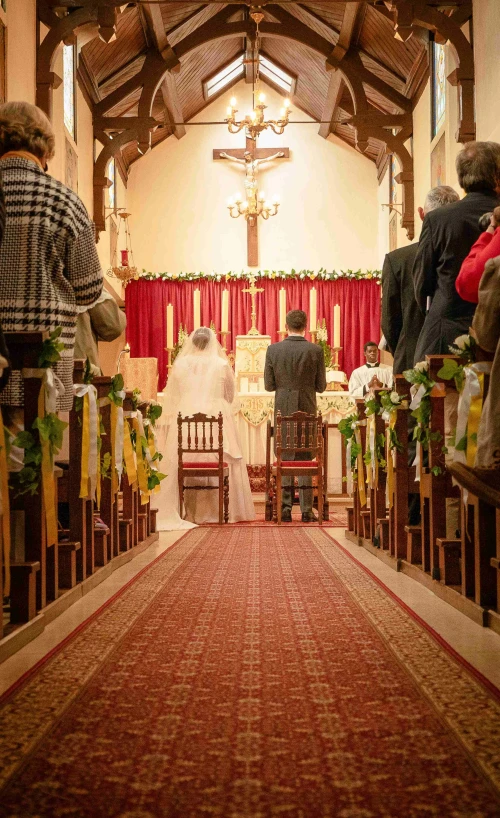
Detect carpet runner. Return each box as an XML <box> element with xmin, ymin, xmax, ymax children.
<box><xmin>1</xmin><ymin>528</ymin><xmax>499</xmax><ymax>817</ymax></box>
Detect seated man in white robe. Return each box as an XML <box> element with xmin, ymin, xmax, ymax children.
<box><xmin>348</xmin><ymin>340</ymin><xmax>393</xmax><ymax>397</ymax></box>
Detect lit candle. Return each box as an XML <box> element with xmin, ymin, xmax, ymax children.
<box><xmin>166</xmin><ymin>304</ymin><xmax>173</xmax><ymax>350</ymax></box>
<box><xmin>279</xmin><ymin>288</ymin><xmax>286</xmax><ymax>333</ymax></box>
<box><xmin>309</xmin><ymin>288</ymin><xmax>317</xmax><ymax>332</ymax></box>
<box><xmin>221</xmin><ymin>289</ymin><xmax>229</xmax><ymax>333</ymax></box>
<box><xmin>333</xmin><ymin>304</ymin><xmax>341</xmax><ymax>348</ymax></box>
<box><xmin>193</xmin><ymin>289</ymin><xmax>201</xmax><ymax>330</ymax></box>
<box><xmin>120</xmin><ymin>249</ymin><xmax>129</xmax><ymax>266</ymax></box>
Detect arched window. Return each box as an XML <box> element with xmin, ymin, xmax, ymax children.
<box><xmin>63</xmin><ymin>44</ymin><xmax>76</xmax><ymax>141</ymax></box>
<box><xmin>431</xmin><ymin>40</ymin><xmax>446</xmax><ymax>139</ymax></box>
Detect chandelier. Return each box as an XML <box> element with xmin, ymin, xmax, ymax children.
<box><xmin>225</xmin><ymin>9</ymin><xmax>292</xmax><ymax>140</ymax></box>
<box><xmin>107</xmin><ymin>211</ymin><xmax>140</xmax><ymax>286</ymax></box>
<box><xmin>227</xmin><ymin>189</ymin><xmax>280</xmax><ymax>221</ymax></box>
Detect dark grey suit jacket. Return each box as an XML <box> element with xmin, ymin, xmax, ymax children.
<box><xmin>264</xmin><ymin>335</ymin><xmax>327</xmax><ymax>420</ymax></box>
<box><xmin>413</xmin><ymin>190</ymin><xmax>500</xmax><ymax>363</ymax></box>
<box><xmin>381</xmin><ymin>242</ymin><xmax>424</xmax><ymax>375</ymax></box>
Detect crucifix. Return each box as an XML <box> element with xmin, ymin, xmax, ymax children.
<box><xmin>213</xmin><ymin>134</ymin><xmax>289</xmax><ymax>267</ymax></box>
<box><xmin>242</xmin><ymin>274</ymin><xmax>265</xmax><ymax>336</ymax></box>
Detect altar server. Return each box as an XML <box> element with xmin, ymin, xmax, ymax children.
<box><xmin>156</xmin><ymin>327</ymin><xmax>255</xmax><ymax>529</ymax></box>
<box><xmin>348</xmin><ymin>341</ymin><xmax>393</xmax><ymax>397</ymax></box>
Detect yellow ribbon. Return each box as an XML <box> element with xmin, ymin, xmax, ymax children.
<box><xmin>133</xmin><ymin>417</ymin><xmax>149</xmax><ymax>503</ymax></box>
<box><xmin>96</xmin><ymin>413</ymin><xmax>102</xmax><ymax>509</ymax></box>
<box><xmin>38</xmin><ymin>386</ymin><xmax>58</xmax><ymax>548</ymax></box>
<box><xmin>355</xmin><ymin>427</ymin><xmax>366</xmax><ymax>507</ymax></box>
<box><xmin>0</xmin><ymin>412</ymin><xmax>11</xmax><ymax>597</ymax></box>
<box><xmin>122</xmin><ymin>418</ymin><xmax>137</xmax><ymax>486</ymax></box>
<box><xmin>467</xmin><ymin>372</ymin><xmax>484</xmax><ymax>467</ymax></box>
<box><xmin>110</xmin><ymin>403</ymin><xmax>118</xmax><ymax>495</ymax></box>
<box><xmin>387</xmin><ymin>414</ymin><xmax>396</xmax><ymax>510</ymax></box>
<box><xmin>80</xmin><ymin>392</ymin><xmax>90</xmax><ymax>498</ymax></box>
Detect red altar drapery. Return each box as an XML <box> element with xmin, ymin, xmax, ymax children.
<box><xmin>125</xmin><ymin>277</ymin><xmax>381</xmax><ymax>391</ymax></box>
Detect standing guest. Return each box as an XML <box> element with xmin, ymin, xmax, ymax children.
<box><xmin>74</xmin><ymin>289</ymin><xmax>126</xmax><ymax>376</ymax></box>
<box><xmin>413</xmin><ymin>141</ymin><xmax>500</xmax><ymax>363</ymax></box>
<box><xmin>382</xmin><ymin>186</ymin><xmax>459</xmax><ymax>374</ymax></box>
<box><xmin>264</xmin><ymin>310</ymin><xmax>326</xmax><ymax>522</ymax></box>
<box><xmin>456</xmin><ymin>206</ymin><xmax>500</xmax><ymax>303</ymax></box>
<box><xmin>348</xmin><ymin>341</ymin><xmax>392</xmax><ymax>397</ymax></box>
<box><xmin>0</xmin><ymin>101</ymin><xmax>103</xmax><ymax>411</ymax></box>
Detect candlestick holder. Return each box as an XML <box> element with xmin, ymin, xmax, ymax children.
<box><xmin>165</xmin><ymin>347</ymin><xmax>173</xmax><ymax>376</ymax></box>
<box><xmin>331</xmin><ymin>347</ymin><xmax>342</xmax><ymax>371</ymax></box>
<box><xmin>220</xmin><ymin>330</ymin><xmax>230</xmax><ymax>352</ymax></box>
<box><xmin>310</xmin><ymin>330</ymin><xmax>317</xmax><ymax>344</ymax></box>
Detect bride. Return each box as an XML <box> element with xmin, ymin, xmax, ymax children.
<box><xmin>156</xmin><ymin>326</ymin><xmax>255</xmax><ymax>530</ymax></box>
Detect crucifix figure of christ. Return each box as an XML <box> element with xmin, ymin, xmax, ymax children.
<box><xmin>242</xmin><ymin>274</ymin><xmax>265</xmax><ymax>336</ymax></box>
<box><xmin>213</xmin><ymin>135</ymin><xmax>289</xmax><ymax>267</ymax></box>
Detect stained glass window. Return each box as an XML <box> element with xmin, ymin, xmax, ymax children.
<box><xmin>431</xmin><ymin>40</ymin><xmax>446</xmax><ymax>138</ymax></box>
<box><xmin>63</xmin><ymin>44</ymin><xmax>76</xmax><ymax>140</ymax></box>
<box><xmin>108</xmin><ymin>158</ymin><xmax>116</xmax><ymax>210</ymax></box>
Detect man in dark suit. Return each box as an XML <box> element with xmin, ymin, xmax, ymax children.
<box><xmin>264</xmin><ymin>309</ymin><xmax>327</xmax><ymax>522</ymax></box>
<box><xmin>413</xmin><ymin>141</ymin><xmax>500</xmax><ymax>363</ymax></box>
<box><xmin>381</xmin><ymin>185</ymin><xmax>459</xmax><ymax>375</ymax></box>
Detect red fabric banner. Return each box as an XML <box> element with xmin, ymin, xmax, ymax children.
<box><xmin>125</xmin><ymin>277</ymin><xmax>381</xmax><ymax>391</ymax></box>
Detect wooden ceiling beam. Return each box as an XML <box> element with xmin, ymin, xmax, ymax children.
<box><xmin>319</xmin><ymin>2</ymin><xmax>362</xmax><ymax>139</ymax></box>
<box><xmin>138</xmin><ymin>2</ymin><xmax>185</xmax><ymax>139</ymax></box>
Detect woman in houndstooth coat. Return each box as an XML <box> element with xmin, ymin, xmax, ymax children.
<box><xmin>0</xmin><ymin>101</ymin><xmax>103</xmax><ymax>411</ymax></box>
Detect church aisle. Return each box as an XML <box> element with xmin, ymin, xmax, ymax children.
<box><xmin>0</xmin><ymin>527</ymin><xmax>499</xmax><ymax>817</ymax></box>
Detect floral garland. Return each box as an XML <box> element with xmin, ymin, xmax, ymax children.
<box><xmin>316</xmin><ymin>319</ymin><xmax>333</xmax><ymax>368</ymax></box>
<box><xmin>139</xmin><ymin>268</ymin><xmax>382</xmax><ymax>283</ymax></box>
<box><xmin>403</xmin><ymin>360</ymin><xmax>444</xmax><ymax>476</ymax></box>
<box><xmin>338</xmin><ymin>413</ymin><xmax>361</xmax><ymax>472</ymax></box>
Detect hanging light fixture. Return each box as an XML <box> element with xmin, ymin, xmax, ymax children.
<box><xmin>225</xmin><ymin>8</ymin><xmax>292</xmax><ymax>140</ymax></box>
<box><xmin>106</xmin><ymin>211</ymin><xmax>140</xmax><ymax>286</ymax></box>
<box><xmin>227</xmin><ymin>189</ymin><xmax>280</xmax><ymax>221</ymax></box>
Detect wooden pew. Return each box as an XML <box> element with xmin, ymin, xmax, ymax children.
<box><xmin>367</xmin><ymin>388</ymin><xmax>388</xmax><ymax>549</ymax></box>
<box><xmin>346</xmin><ymin>399</ymin><xmax>367</xmax><ymax>544</ymax></box>
<box><xmin>387</xmin><ymin>376</ymin><xmax>413</xmax><ymax>561</ymax></box>
<box><xmin>120</xmin><ymin>392</ymin><xmax>139</xmax><ymax>548</ymax></box>
<box><xmin>4</xmin><ymin>331</ymin><xmax>56</xmax><ymax>619</ymax></box>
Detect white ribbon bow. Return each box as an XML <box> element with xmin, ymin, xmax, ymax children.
<box><xmin>114</xmin><ymin>390</ymin><xmax>126</xmax><ymax>480</ymax></box>
<box><xmin>22</xmin><ymin>367</ymin><xmax>65</xmax><ymax>414</ymax></box>
<box><xmin>410</xmin><ymin>383</ymin><xmax>427</xmax><ymax>412</ymax></box>
<box><xmin>454</xmin><ymin>362</ymin><xmax>491</xmax><ymax>465</ymax></box>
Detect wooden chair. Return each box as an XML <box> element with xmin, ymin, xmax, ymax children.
<box><xmin>265</xmin><ymin>416</ymin><xmax>329</xmax><ymax>522</ymax></box>
<box><xmin>271</xmin><ymin>410</ymin><xmax>324</xmax><ymax>525</ymax></box>
<box><xmin>177</xmin><ymin>412</ymin><xmax>229</xmax><ymax>525</ymax></box>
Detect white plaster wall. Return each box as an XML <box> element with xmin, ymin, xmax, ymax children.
<box><xmin>377</xmin><ymin>166</ymin><xmax>390</xmax><ymax>267</ymax></box>
<box><xmin>473</xmin><ymin>0</ymin><xmax>500</xmax><ymax>143</ymax></box>
<box><xmin>127</xmin><ymin>80</ymin><xmax>379</xmax><ymax>273</ymax></box>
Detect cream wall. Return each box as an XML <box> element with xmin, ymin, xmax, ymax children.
<box><xmin>127</xmin><ymin>80</ymin><xmax>379</xmax><ymax>273</ymax></box>
<box><xmin>1</xmin><ymin>0</ymin><xmax>36</xmax><ymax>103</ymax></box>
<box><xmin>473</xmin><ymin>0</ymin><xmax>500</xmax><ymax>143</ymax></box>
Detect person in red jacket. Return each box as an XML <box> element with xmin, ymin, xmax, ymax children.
<box><xmin>456</xmin><ymin>206</ymin><xmax>500</xmax><ymax>302</ymax></box>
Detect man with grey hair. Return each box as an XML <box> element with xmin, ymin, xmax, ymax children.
<box><xmin>412</xmin><ymin>141</ymin><xmax>500</xmax><ymax>363</ymax></box>
<box><xmin>382</xmin><ymin>185</ymin><xmax>459</xmax><ymax>374</ymax></box>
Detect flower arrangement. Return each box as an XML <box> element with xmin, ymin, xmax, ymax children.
<box><xmin>138</xmin><ymin>268</ymin><xmax>382</xmax><ymax>283</ymax></box>
<box><xmin>315</xmin><ymin>319</ymin><xmax>332</xmax><ymax>368</ymax></box>
<box><xmin>171</xmin><ymin>323</ymin><xmax>188</xmax><ymax>363</ymax></box>
<box><xmin>338</xmin><ymin>413</ymin><xmax>361</xmax><ymax>472</ymax></box>
<box><xmin>403</xmin><ymin>360</ymin><xmax>444</xmax><ymax>475</ymax></box>
<box><xmin>437</xmin><ymin>333</ymin><xmax>476</xmax><ymax>391</ymax></box>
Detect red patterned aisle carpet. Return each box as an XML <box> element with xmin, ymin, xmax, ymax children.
<box><xmin>1</xmin><ymin>528</ymin><xmax>500</xmax><ymax>818</ymax></box>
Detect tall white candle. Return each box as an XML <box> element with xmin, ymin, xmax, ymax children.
<box><xmin>221</xmin><ymin>290</ymin><xmax>229</xmax><ymax>333</ymax></box>
<box><xmin>333</xmin><ymin>304</ymin><xmax>341</xmax><ymax>348</ymax></box>
<box><xmin>166</xmin><ymin>303</ymin><xmax>174</xmax><ymax>349</ymax></box>
<box><xmin>279</xmin><ymin>289</ymin><xmax>287</xmax><ymax>333</ymax></box>
<box><xmin>309</xmin><ymin>288</ymin><xmax>317</xmax><ymax>332</ymax></box>
<box><xmin>193</xmin><ymin>289</ymin><xmax>201</xmax><ymax>330</ymax></box>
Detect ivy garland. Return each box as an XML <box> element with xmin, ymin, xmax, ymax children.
<box><xmin>139</xmin><ymin>268</ymin><xmax>382</xmax><ymax>284</ymax></box>
<box><xmin>338</xmin><ymin>413</ymin><xmax>361</xmax><ymax>472</ymax></box>
<box><xmin>11</xmin><ymin>328</ymin><xmax>68</xmax><ymax>497</ymax></box>
<box><xmin>403</xmin><ymin>362</ymin><xmax>444</xmax><ymax>477</ymax></box>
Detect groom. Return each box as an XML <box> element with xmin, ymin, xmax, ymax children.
<box><xmin>264</xmin><ymin>309</ymin><xmax>327</xmax><ymax>522</ymax></box>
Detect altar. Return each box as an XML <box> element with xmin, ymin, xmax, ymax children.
<box><xmin>236</xmin><ymin>390</ymin><xmax>354</xmax><ymax>494</ymax></box>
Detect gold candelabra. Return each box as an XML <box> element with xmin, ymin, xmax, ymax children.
<box><xmin>228</xmin><ymin>190</ymin><xmax>279</xmax><ymax>221</ymax></box>
<box><xmin>226</xmin><ymin>92</ymin><xmax>291</xmax><ymax>141</ymax></box>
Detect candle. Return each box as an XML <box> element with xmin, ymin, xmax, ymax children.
<box><xmin>120</xmin><ymin>249</ymin><xmax>129</xmax><ymax>266</ymax></box>
<box><xmin>193</xmin><ymin>289</ymin><xmax>201</xmax><ymax>330</ymax></box>
<box><xmin>309</xmin><ymin>288</ymin><xmax>317</xmax><ymax>332</ymax></box>
<box><xmin>166</xmin><ymin>304</ymin><xmax>173</xmax><ymax>349</ymax></box>
<box><xmin>279</xmin><ymin>289</ymin><xmax>286</xmax><ymax>333</ymax></box>
<box><xmin>333</xmin><ymin>304</ymin><xmax>341</xmax><ymax>348</ymax></box>
<box><xmin>221</xmin><ymin>290</ymin><xmax>229</xmax><ymax>333</ymax></box>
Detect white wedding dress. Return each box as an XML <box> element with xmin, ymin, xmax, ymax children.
<box><xmin>156</xmin><ymin>328</ymin><xmax>255</xmax><ymax>530</ymax></box>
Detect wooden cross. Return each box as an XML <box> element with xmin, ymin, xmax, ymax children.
<box><xmin>242</xmin><ymin>274</ymin><xmax>265</xmax><ymax>335</ymax></box>
<box><xmin>214</xmin><ymin>134</ymin><xmax>289</xmax><ymax>267</ymax></box>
